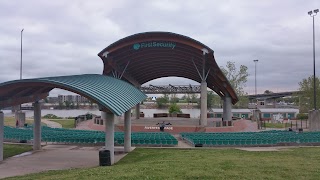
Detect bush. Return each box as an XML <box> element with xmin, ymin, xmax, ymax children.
<box><xmin>168</xmin><ymin>103</ymin><xmax>182</xmax><ymax>114</ymax></box>
<box><xmin>42</xmin><ymin>114</ymin><xmax>62</xmax><ymax>119</ymax></box>
<box><xmin>297</xmin><ymin>113</ymin><xmax>308</xmax><ymax>120</ymax></box>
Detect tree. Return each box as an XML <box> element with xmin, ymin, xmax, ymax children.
<box><xmin>298</xmin><ymin>76</ymin><xmax>320</xmax><ymax>112</ymax></box>
<box><xmin>170</xmin><ymin>94</ymin><xmax>179</xmax><ymax>104</ymax></box>
<box><xmin>220</xmin><ymin>61</ymin><xmax>249</xmax><ymax>108</ymax></box>
<box><xmin>168</xmin><ymin>103</ymin><xmax>182</xmax><ymax>114</ymax></box>
<box><xmin>264</xmin><ymin>90</ymin><xmax>273</xmax><ymax>94</ymax></box>
<box><xmin>65</xmin><ymin>101</ymin><xmax>71</xmax><ymax>109</ymax></box>
<box><xmin>156</xmin><ymin>94</ymin><xmax>169</xmax><ymax>108</ymax></box>
<box><xmin>190</xmin><ymin>94</ymin><xmax>198</xmax><ymax>104</ymax></box>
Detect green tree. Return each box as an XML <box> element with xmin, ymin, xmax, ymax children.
<box><xmin>170</xmin><ymin>94</ymin><xmax>179</xmax><ymax>104</ymax></box>
<box><xmin>168</xmin><ymin>103</ymin><xmax>182</xmax><ymax>114</ymax></box>
<box><xmin>220</xmin><ymin>61</ymin><xmax>249</xmax><ymax>108</ymax></box>
<box><xmin>156</xmin><ymin>94</ymin><xmax>169</xmax><ymax>108</ymax></box>
<box><xmin>264</xmin><ymin>90</ymin><xmax>273</xmax><ymax>94</ymax></box>
<box><xmin>298</xmin><ymin>76</ymin><xmax>320</xmax><ymax>112</ymax></box>
<box><xmin>190</xmin><ymin>94</ymin><xmax>198</xmax><ymax>104</ymax></box>
<box><xmin>65</xmin><ymin>101</ymin><xmax>71</xmax><ymax>109</ymax></box>
<box><xmin>58</xmin><ymin>102</ymin><xmax>64</xmax><ymax>109</ymax></box>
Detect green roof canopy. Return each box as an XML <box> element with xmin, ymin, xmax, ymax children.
<box><xmin>0</xmin><ymin>74</ymin><xmax>147</xmax><ymax>116</ymax></box>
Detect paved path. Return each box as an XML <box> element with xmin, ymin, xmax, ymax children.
<box><xmin>76</xmin><ymin>120</ymin><xmax>92</xmax><ymax>130</ymax></box>
<box><xmin>0</xmin><ymin>145</ymin><xmax>131</xmax><ymax>179</ymax></box>
<box><xmin>42</xmin><ymin>119</ymin><xmax>62</xmax><ymax>128</ymax></box>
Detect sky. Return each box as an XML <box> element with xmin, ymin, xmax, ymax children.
<box><xmin>0</xmin><ymin>0</ymin><xmax>319</xmax><ymax>96</ymax></box>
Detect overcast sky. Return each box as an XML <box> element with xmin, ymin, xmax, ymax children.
<box><xmin>0</xmin><ymin>0</ymin><xmax>319</xmax><ymax>96</ymax></box>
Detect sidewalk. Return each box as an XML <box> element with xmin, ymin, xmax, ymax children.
<box><xmin>0</xmin><ymin>145</ymin><xmax>130</xmax><ymax>179</ymax></box>
<box><xmin>42</xmin><ymin>119</ymin><xmax>62</xmax><ymax>128</ymax></box>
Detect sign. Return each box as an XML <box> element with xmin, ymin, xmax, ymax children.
<box><xmin>133</xmin><ymin>41</ymin><xmax>176</xmax><ymax>50</ymax></box>
<box><xmin>144</xmin><ymin>126</ymin><xmax>173</xmax><ymax>130</ymax></box>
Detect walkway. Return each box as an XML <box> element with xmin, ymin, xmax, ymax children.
<box><xmin>0</xmin><ymin>145</ymin><xmax>130</xmax><ymax>179</ymax></box>
<box><xmin>42</xmin><ymin>119</ymin><xmax>62</xmax><ymax>128</ymax></box>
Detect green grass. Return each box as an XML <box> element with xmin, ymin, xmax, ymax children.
<box><xmin>264</xmin><ymin>122</ymin><xmax>290</xmax><ymax>128</ymax></box>
<box><xmin>48</xmin><ymin>119</ymin><xmax>75</xmax><ymax>128</ymax></box>
<box><xmin>6</xmin><ymin>147</ymin><xmax>320</xmax><ymax>180</ymax></box>
<box><xmin>4</xmin><ymin>116</ymin><xmax>46</xmax><ymax>127</ymax></box>
<box><xmin>3</xmin><ymin>144</ymin><xmax>33</xmax><ymax>159</ymax></box>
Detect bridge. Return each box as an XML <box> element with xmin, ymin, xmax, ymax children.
<box><xmin>248</xmin><ymin>91</ymin><xmax>300</xmax><ymax>100</ymax></box>
<box><xmin>141</xmin><ymin>85</ymin><xmax>300</xmax><ymax>99</ymax></box>
<box><xmin>141</xmin><ymin>84</ymin><xmax>201</xmax><ymax>94</ymax></box>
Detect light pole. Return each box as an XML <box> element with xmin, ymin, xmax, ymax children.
<box><xmin>308</xmin><ymin>9</ymin><xmax>319</xmax><ymax>110</ymax></box>
<box><xmin>253</xmin><ymin>60</ymin><xmax>259</xmax><ymax>95</ymax></box>
<box><xmin>20</xmin><ymin>28</ymin><xmax>24</xmax><ymax>80</ymax></box>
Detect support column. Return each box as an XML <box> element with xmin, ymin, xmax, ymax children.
<box><xmin>124</xmin><ymin>110</ymin><xmax>131</xmax><ymax>153</ymax></box>
<box><xmin>223</xmin><ymin>94</ymin><xmax>232</xmax><ymax>121</ymax></box>
<box><xmin>33</xmin><ymin>101</ymin><xmax>41</xmax><ymax>150</ymax></box>
<box><xmin>222</xmin><ymin>97</ymin><xmax>226</xmax><ymax>120</ymax></box>
<box><xmin>0</xmin><ymin>111</ymin><xmax>4</xmax><ymax>161</ymax></box>
<box><xmin>200</xmin><ymin>81</ymin><xmax>208</xmax><ymax>126</ymax></box>
<box><xmin>309</xmin><ymin>110</ymin><xmax>320</xmax><ymax>131</ymax></box>
<box><xmin>102</xmin><ymin>111</ymin><xmax>115</xmax><ymax>165</ymax></box>
<box><xmin>135</xmin><ymin>103</ymin><xmax>140</xmax><ymax>119</ymax></box>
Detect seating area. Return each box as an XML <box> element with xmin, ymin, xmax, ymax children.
<box><xmin>181</xmin><ymin>130</ymin><xmax>320</xmax><ymax>147</ymax></box>
<box><xmin>3</xmin><ymin>126</ymin><xmax>178</xmax><ymax>146</ymax></box>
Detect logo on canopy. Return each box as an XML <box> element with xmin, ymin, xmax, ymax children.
<box><xmin>133</xmin><ymin>41</ymin><xmax>176</xmax><ymax>50</ymax></box>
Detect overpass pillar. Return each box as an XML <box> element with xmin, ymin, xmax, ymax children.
<box><xmin>124</xmin><ymin>110</ymin><xmax>132</xmax><ymax>153</ymax></box>
<box><xmin>33</xmin><ymin>101</ymin><xmax>41</xmax><ymax>150</ymax></box>
<box><xmin>223</xmin><ymin>94</ymin><xmax>232</xmax><ymax>121</ymax></box>
<box><xmin>200</xmin><ymin>81</ymin><xmax>207</xmax><ymax>126</ymax></box>
<box><xmin>0</xmin><ymin>111</ymin><xmax>4</xmax><ymax>161</ymax></box>
<box><xmin>102</xmin><ymin>111</ymin><xmax>115</xmax><ymax>165</ymax></box>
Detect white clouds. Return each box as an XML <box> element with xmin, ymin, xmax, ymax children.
<box><xmin>0</xmin><ymin>0</ymin><xmax>319</xmax><ymax>95</ymax></box>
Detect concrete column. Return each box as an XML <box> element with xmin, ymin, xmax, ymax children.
<box><xmin>309</xmin><ymin>110</ymin><xmax>320</xmax><ymax>131</ymax></box>
<box><xmin>33</xmin><ymin>101</ymin><xmax>41</xmax><ymax>150</ymax></box>
<box><xmin>223</xmin><ymin>94</ymin><xmax>232</xmax><ymax>121</ymax></box>
<box><xmin>102</xmin><ymin>111</ymin><xmax>115</xmax><ymax>165</ymax></box>
<box><xmin>200</xmin><ymin>81</ymin><xmax>207</xmax><ymax>126</ymax></box>
<box><xmin>18</xmin><ymin>112</ymin><xmax>26</xmax><ymax>127</ymax></box>
<box><xmin>0</xmin><ymin>111</ymin><xmax>4</xmax><ymax>161</ymax></box>
<box><xmin>124</xmin><ymin>110</ymin><xmax>131</xmax><ymax>153</ymax></box>
<box><xmin>135</xmin><ymin>103</ymin><xmax>140</xmax><ymax>119</ymax></box>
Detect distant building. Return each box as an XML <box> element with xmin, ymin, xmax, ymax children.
<box><xmin>57</xmin><ymin>95</ymin><xmax>89</xmax><ymax>103</ymax></box>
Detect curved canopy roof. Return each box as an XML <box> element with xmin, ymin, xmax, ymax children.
<box><xmin>98</xmin><ymin>31</ymin><xmax>238</xmax><ymax>104</ymax></box>
<box><xmin>0</xmin><ymin>74</ymin><xmax>147</xmax><ymax>116</ymax></box>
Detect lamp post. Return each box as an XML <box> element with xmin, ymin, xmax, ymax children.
<box><xmin>308</xmin><ymin>9</ymin><xmax>319</xmax><ymax>110</ymax></box>
<box><xmin>253</xmin><ymin>60</ymin><xmax>259</xmax><ymax>96</ymax></box>
<box><xmin>20</xmin><ymin>28</ymin><xmax>24</xmax><ymax>80</ymax></box>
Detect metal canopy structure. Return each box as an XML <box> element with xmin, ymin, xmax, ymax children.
<box><xmin>98</xmin><ymin>31</ymin><xmax>238</xmax><ymax>104</ymax></box>
<box><xmin>0</xmin><ymin>74</ymin><xmax>147</xmax><ymax>116</ymax></box>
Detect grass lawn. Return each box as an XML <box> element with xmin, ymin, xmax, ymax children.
<box><xmin>3</xmin><ymin>144</ymin><xmax>33</xmax><ymax>159</ymax></box>
<box><xmin>6</xmin><ymin>147</ymin><xmax>320</xmax><ymax>180</ymax></box>
<box><xmin>4</xmin><ymin>116</ymin><xmax>46</xmax><ymax>127</ymax></box>
<box><xmin>48</xmin><ymin>119</ymin><xmax>75</xmax><ymax>128</ymax></box>
<box><xmin>264</xmin><ymin>122</ymin><xmax>290</xmax><ymax>128</ymax></box>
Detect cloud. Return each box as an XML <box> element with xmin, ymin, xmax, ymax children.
<box><xmin>0</xmin><ymin>0</ymin><xmax>319</xmax><ymax>96</ymax></box>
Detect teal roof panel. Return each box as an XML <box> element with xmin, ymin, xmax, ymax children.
<box><xmin>0</xmin><ymin>74</ymin><xmax>147</xmax><ymax>116</ymax></box>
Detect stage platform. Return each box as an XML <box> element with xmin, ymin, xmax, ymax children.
<box><xmin>84</xmin><ymin>117</ymin><xmax>258</xmax><ymax>134</ymax></box>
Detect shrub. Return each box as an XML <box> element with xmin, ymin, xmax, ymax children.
<box><xmin>168</xmin><ymin>103</ymin><xmax>182</xmax><ymax>114</ymax></box>
<box><xmin>42</xmin><ymin>114</ymin><xmax>62</xmax><ymax>119</ymax></box>
<box><xmin>297</xmin><ymin>113</ymin><xmax>308</xmax><ymax>120</ymax></box>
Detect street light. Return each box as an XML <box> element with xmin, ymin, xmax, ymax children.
<box><xmin>253</xmin><ymin>60</ymin><xmax>259</xmax><ymax>95</ymax></box>
<box><xmin>20</xmin><ymin>28</ymin><xmax>24</xmax><ymax>80</ymax></box>
<box><xmin>308</xmin><ymin>9</ymin><xmax>319</xmax><ymax>110</ymax></box>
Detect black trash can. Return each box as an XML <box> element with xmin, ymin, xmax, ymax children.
<box><xmin>195</xmin><ymin>143</ymin><xmax>203</xmax><ymax>147</ymax></box>
<box><xmin>299</xmin><ymin>128</ymin><xmax>303</xmax><ymax>133</ymax></box>
<box><xmin>99</xmin><ymin>150</ymin><xmax>111</xmax><ymax>166</ymax></box>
